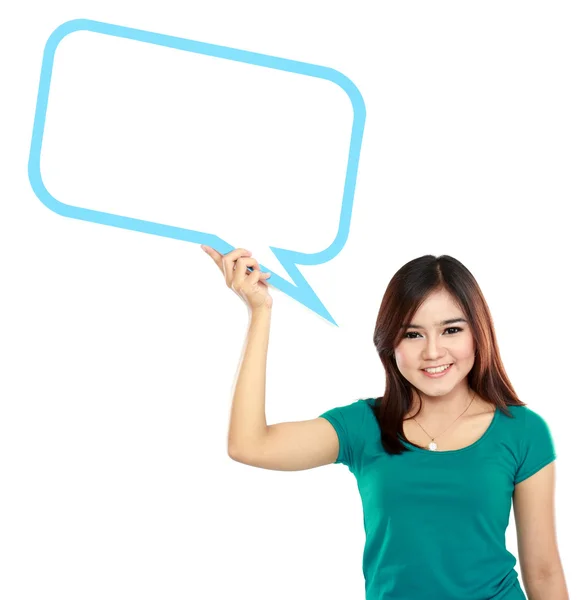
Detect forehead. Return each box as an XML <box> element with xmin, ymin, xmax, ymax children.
<box><xmin>410</xmin><ymin>289</ymin><xmax>464</xmax><ymax>322</ymax></box>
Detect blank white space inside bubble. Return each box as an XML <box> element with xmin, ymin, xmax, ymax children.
<box><xmin>41</xmin><ymin>30</ymin><xmax>354</xmax><ymax>274</ymax></box>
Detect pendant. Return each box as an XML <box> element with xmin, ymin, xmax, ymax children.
<box><xmin>428</xmin><ymin>441</ymin><xmax>438</xmax><ymax>451</ymax></box>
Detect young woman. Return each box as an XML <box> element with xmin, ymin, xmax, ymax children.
<box><xmin>201</xmin><ymin>245</ymin><xmax>569</xmax><ymax>600</ymax></box>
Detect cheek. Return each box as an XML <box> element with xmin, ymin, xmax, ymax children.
<box><xmin>394</xmin><ymin>347</ymin><xmax>409</xmax><ymax>370</ymax></box>
<box><xmin>458</xmin><ymin>336</ymin><xmax>475</xmax><ymax>359</ymax></box>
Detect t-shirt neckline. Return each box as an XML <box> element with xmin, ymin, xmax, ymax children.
<box><xmin>400</xmin><ymin>406</ymin><xmax>500</xmax><ymax>455</ymax></box>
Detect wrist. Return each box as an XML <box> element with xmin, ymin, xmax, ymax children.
<box><xmin>250</xmin><ymin>305</ymin><xmax>272</xmax><ymax>319</ymax></box>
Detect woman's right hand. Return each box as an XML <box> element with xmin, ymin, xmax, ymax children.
<box><xmin>201</xmin><ymin>245</ymin><xmax>273</xmax><ymax>311</ymax></box>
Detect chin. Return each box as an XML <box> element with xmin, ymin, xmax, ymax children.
<box><xmin>415</xmin><ymin>373</ymin><xmax>460</xmax><ymax>391</ymax></box>
<box><xmin>427</xmin><ymin>386</ymin><xmax>455</xmax><ymax>396</ymax></box>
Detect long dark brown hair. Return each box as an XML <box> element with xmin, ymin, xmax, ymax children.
<box><xmin>371</xmin><ymin>254</ymin><xmax>526</xmax><ymax>455</ymax></box>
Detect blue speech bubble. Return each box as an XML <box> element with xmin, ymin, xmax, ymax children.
<box><xmin>29</xmin><ymin>18</ymin><xmax>366</xmax><ymax>326</ymax></box>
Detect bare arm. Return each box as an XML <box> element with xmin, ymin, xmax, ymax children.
<box><xmin>200</xmin><ymin>244</ymin><xmax>339</xmax><ymax>471</ymax></box>
<box><xmin>231</xmin><ymin>417</ymin><xmax>340</xmax><ymax>471</ymax></box>
<box><xmin>523</xmin><ymin>570</ymin><xmax>569</xmax><ymax>600</ymax></box>
<box><xmin>227</xmin><ymin>306</ymin><xmax>272</xmax><ymax>454</ymax></box>
<box><xmin>226</xmin><ymin>304</ymin><xmax>340</xmax><ymax>470</ymax></box>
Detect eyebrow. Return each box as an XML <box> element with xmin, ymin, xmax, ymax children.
<box><xmin>404</xmin><ymin>318</ymin><xmax>468</xmax><ymax>329</ymax></box>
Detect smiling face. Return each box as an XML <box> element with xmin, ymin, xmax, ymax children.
<box><xmin>394</xmin><ymin>288</ymin><xmax>476</xmax><ymax>398</ymax></box>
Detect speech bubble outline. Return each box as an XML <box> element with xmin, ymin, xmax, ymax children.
<box><xmin>28</xmin><ymin>18</ymin><xmax>366</xmax><ymax>326</ymax></box>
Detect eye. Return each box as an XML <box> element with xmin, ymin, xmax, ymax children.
<box><xmin>403</xmin><ymin>326</ymin><xmax>463</xmax><ymax>339</ymax></box>
<box><xmin>445</xmin><ymin>327</ymin><xmax>463</xmax><ymax>334</ymax></box>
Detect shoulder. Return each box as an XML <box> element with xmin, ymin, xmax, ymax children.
<box><xmin>509</xmin><ymin>404</ymin><xmax>557</xmax><ymax>483</ymax></box>
<box><xmin>499</xmin><ymin>404</ymin><xmax>556</xmax><ymax>454</ymax></box>
<box><xmin>499</xmin><ymin>403</ymin><xmax>528</xmax><ymax>425</ymax></box>
<box><xmin>519</xmin><ymin>404</ymin><xmax>555</xmax><ymax>439</ymax></box>
<box><xmin>320</xmin><ymin>397</ymin><xmax>371</xmax><ymax>416</ymax></box>
<box><xmin>318</xmin><ymin>398</ymin><xmax>373</xmax><ymax>430</ymax></box>
<box><xmin>318</xmin><ymin>398</ymin><xmax>376</xmax><ymax>471</ymax></box>
<box><xmin>319</xmin><ymin>398</ymin><xmax>381</xmax><ymax>437</ymax></box>
<box><xmin>503</xmin><ymin>403</ymin><xmax>553</xmax><ymax>429</ymax></box>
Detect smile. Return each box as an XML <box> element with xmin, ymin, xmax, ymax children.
<box><xmin>421</xmin><ymin>363</ymin><xmax>453</xmax><ymax>378</ymax></box>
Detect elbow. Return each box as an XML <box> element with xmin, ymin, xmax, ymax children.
<box><xmin>228</xmin><ymin>444</ymin><xmax>244</xmax><ymax>462</ymax></box>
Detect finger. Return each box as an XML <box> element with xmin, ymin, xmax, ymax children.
<box><xmin>201</xmin><ymin>245</ymin><xmax>222</xmax><ymax>271</ymax></box>
<box><xmin>231</xmin><ymin>256</ymin><xmax>259</xmax><ymax>289</ymax></box>
<box><xmin>244</xmin><ymin>269</ymin><xmax>271</xmax><ymax>295</ymax></box>
<box><xmin>222</xmin><ymin>249</ymin><xmax>252</xmax><ymax>279</ymax></box>
<box><xmin>257</xmin><ymin>270</ymin><xmax>272</xmax><ymax>286</ymax></box>
<box><xmin>201</xmin><ymin>245</ymin><xmax>219</xmax><ymax>258</ymax></box>
<box><xmin>203</xmin><ymin>246</ymin><xmax>250</xmax><ymax>277</ymax></box>
<box><xmin>201</xmin><ymin>245</ymin><xmax>251</xmax><ymax>271</ymax></box>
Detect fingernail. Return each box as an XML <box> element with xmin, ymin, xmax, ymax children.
<box><xmin>201</xmin><ymin>245</ymin><xmax>208</xmax><ymax>253</ymax></box>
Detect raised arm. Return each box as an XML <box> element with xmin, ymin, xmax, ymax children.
<box><xmin>201</xmin><ymin>244</ymin><xmax>340</xmax><ymax>471</ymax></box>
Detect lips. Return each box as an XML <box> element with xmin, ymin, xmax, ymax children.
<box><xmin>422</xmin><ymin>363</ymin><xmax>452</xmax><ymax>371</ymax></box>
<box><xmin>421</xmin><ymin>363</ymin><xmax>453</xmax><ymax>377</ymax></box>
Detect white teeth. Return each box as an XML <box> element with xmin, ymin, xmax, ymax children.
<box><xmin>424</xmin><ymin>364</ymin><xmax>451</xmax><ymax>374</ymax></box>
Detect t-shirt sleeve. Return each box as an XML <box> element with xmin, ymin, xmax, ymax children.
<box><xmin>318</xmin><ymin>399</ymin><xmax>368</xmax><ymax>472</ymax></box>
<box><xmin>514</xmin><ymin>407</ymin><xmax>557</xmax><ymax>485</ymax></box>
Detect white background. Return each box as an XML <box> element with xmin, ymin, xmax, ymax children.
<box><xmin>1</xmin><ymin>1</ymin><xmax>580</xmax><ymax>599</ymax></box>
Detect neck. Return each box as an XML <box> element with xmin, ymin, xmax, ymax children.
<box><xmin>409</xmin><ymin>386</ymin><xmax>475</xmax><ymax>420</ymax></box>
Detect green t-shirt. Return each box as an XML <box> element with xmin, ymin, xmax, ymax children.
<box><xmin>319</xmin><ymin>397</ymin><xmax>556</xmax><ymax>600</ymax></box>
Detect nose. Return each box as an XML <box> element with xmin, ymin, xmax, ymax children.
<box><xmin>422</xmin><ymin>334</ymin><xmax>447</xmax><ymax>361</ymax></box>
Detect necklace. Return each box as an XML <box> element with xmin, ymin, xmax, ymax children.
<box><xmin>412</xmin><ymin>391</ymin><xmax>476</xmax><ymax>451</ymax></box>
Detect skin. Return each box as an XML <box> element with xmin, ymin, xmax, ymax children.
<box><xmin>394</xmin><ymin>288</ymin><xmax>489</xmax><ymax>425</ymax></box>
<box><xmin>393</xmin><ymin>291</ymin><xmax>569</xmax><ymax>593</ymax></box>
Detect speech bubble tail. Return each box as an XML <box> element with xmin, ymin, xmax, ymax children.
<box><xmin>268</xmin><ymin>246</ymin><xmax>338</xmax><ymax>326</ymax></box>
